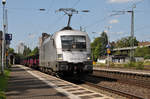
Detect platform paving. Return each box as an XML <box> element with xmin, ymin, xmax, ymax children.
<box><xmin>6</xmin><ymin>65</ymin><xmax>70</xmax><ymax>99</ymax></box>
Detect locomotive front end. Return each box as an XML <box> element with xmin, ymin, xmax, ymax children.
<box><xmin>55</xmin><ymin>30</ymin><xmax>93</xmax><ymax>76</ymax></box>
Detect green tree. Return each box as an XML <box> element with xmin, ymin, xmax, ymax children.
<box><xmin>94</xmin><ymin>43</ymin><xmax>102</xmax><ymax>59</ymax></box>
<box><xmin>115</xmin><ymin>36</ymin><xmax>139</xmax><ymax>48</ymax></box>
<box><xmin>135</xmin><ymin>47</ymin><xmax>150</xmax><ymax>59</ymax></box>
<box><xmin>114</xmin><ymin>50</ymin><xmax>121</xmax><ymax>55</ymax></box>
<box><xmin>23</xmin><ymin>46</ymin><xmax>31</xmax><ymax>57</ymax></box>
<box><xmin>8</xmin><ymin>48</ymin><xmax>14</xmax><ymax>53</ymax></box>
<box><xmin>91</xmin><ymin>31</ymin><xmax>108</xmax><ymax>61</ymax></box>
<box><xmin>100</xmin><ymin>31</ymin><xmax>108</xmax><ymax>56</ymax></box>
<box><xmin>8</xmin><ymin>48</ymin><xmax>15</xmax><ymax>56</ymax></box>
<box><xmin>91</xmin><ymin>37</ymin><xmax>101</xmax><ymax>61</ymax></box>
<box><xmin>28</xmin><ymin>47</ymin><xmax>39</xmax><ymax>56</ymax></box>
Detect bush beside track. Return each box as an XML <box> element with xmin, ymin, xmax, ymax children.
<box><xmin>0</xmin><ymin>69</ymin><xmax>10</xmax><ymax>99</ymax></box>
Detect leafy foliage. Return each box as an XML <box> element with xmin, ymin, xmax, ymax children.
<box><xmin>91</xmin><ymin>31</ymin><xmax>108</xmax><ymax>61</ymax></box>
<box><xmin>0</xmin><ymin>70</ymin><xmax>10</xmax><ymax>99</ymax></box>
<box><xmin>28</xmin><ymin>47</ymin><xmax>39</xmax><ymax>57</ymax></box>
<box><xmin>115</xmin><ymin>36</ymin><xmax>139</xmax><ymax>48</ymax></box>
<box><xmin>23</xmin><ymin>46</ymin><xmax>31</xmax><ymax>57</ymax></box>
<box><xmin>124</xmin><ymin>62</ymin><xmax>144</xmax><ymax>70</ymax></box>
<box><xmin>144</xmin><ymin>55</ymin><xmax>150</xmax><ymax>59</ymax></box>
<box><xmin>135</xmin><ymin>62</ymin><xmax>144</xmax><ymax>70</ymax></box>
<box><xmin>124</xmin><ymin>62</ymin><xmax>135</xmax><ymax>68</ymax></box>
<box><xmin>8</xmin><ymin>48</ymin><xmax>14</xmax><ymax>54</ymax></box>
<box><xmin>94</xmin><ymin>43</ymin><xmax>102</xmax><ymax>59</ymax></box>
<box><xmin>100</xmin><ymin>32</ymin><xmax>108</xmax><ymax>55</ymax></box>
<box><xmin>22</xmin><ymin>46</ymin><xmax>39</xmax><ymax>57</ymax></box>
<box><xmin>135</xmin><ymin>47</ymin><xmax>150</xmax><ymax>59</ymax></box>
<box><xmin>15</xmin><ymin>46</ymin><xmax>39</xmax><ymax>64</ymax></box>
<box><xmin>0</xmin><ymin>91</ymin><xmax>6</xmax><ymax>99</ymax></box>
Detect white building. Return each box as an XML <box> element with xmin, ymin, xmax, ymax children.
<box><xmin>17</xmin><ymin>42</ymin><xmax>25</xmax><ymax>54</ymax></box>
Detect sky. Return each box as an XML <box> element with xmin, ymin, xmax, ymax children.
<box><xmin>0</xmin><ymin>0</ymin><xmax>150</xmax><ymax>50</ymax></box>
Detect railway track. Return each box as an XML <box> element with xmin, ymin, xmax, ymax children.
<box><xmin>64</xmin><ymin>75</ymin><xmax>145</xmax><ymax>99</ymax></box>
<box><xmin>56</xmin><ymin>70</ymin><xmax>150</xmax><ymax>99</ymax></box>
<box><xmin>92</xmin><ymin>74</ymin><xmax>150</xmax><ymax>89</ymax></box>
<box><xmin>82</xmin><ymin>76</ymin><xmax>144</xmax><ymax>99</ymax></box>
<box><xmin>93</xmin><ymin>69</ymin><xmax>150</xmax><ymax>89</ymax></box>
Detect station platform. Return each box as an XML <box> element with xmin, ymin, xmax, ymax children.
<box><xmin>6</xmin><ymin>65</ymin><xmax>113</xmax><ymax>99</ymax></box>
<box><xmin>6</xmin><ymin>65</ymin><xmax>69</xmax><ymax>99</ymax></box>
<box><xmin>94</xmin><ymin>67</ymin><xmax>150</xmax><ymax>76</ymax></box>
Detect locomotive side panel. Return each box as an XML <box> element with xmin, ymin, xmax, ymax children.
<box><xmin>39</xmin><ymin>37</ymin><xmax>57</xmax><ymax>71</ymax></box>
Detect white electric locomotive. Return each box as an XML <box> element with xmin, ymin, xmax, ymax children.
<box><xmin>39</xmin><ymin>27</ymin><xmax>93</xmax><ymax>77</ymax></box>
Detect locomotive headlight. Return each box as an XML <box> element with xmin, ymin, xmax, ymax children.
<box><xmin>87</xmin><ymin>54</ymin><xmax>91</xmax><ymax>60</ymax></box>
<box><xmin>87</xmin><ymin>57</ymin><xmax>90</xmax><ymax>60</ymax></box>
<box><xmin>57</xmin><ymin>54</ymin><xmax>63</xmax><ymax>60</ymax></box>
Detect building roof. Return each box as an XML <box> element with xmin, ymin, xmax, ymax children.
<box><xmin>138</xmin><ymin>41</ymin><xmax>150</xmax><ymax>46</ymax></box>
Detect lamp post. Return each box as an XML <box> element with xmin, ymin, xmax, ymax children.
<box><xmin>1</xmin><ymin>0</ymin><xmax>6</xmax><ymax>74</ymax></box>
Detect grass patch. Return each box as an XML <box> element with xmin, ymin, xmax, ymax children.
<box><xmin>135</xmin><ymin>62</ymin><xmax>144</xmax><ymax>70</ymax></box>
<box><xmin>123</xmin><ymin>62</ymin><xmax>145</xmax><ymax>70</ymax></box>
<box><xmin>144</xmin><ymin>61</ymin><xmax>150</xmax><ymax>66</ymax></box>
<box><xmin>124</xmin><ymin>62</ymin><xmax>136</xmax><ymax>68</ymax></box>
<box><xmin>0</xmin><ymin>69</ymin><xmax>10</xmax><ymax>99</ymax></box>
<box><xmin>94</xmin><ymin>62</ymin><xmax>106</xmax><ymax>67</ymax></box>
<box><xmin>95</xmin><ymin>61</ymin><xmax>147</xmax><ymax>70</ymax></box>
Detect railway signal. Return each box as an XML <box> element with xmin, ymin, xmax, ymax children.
<box><xmin>107</xmin><ymin>48</ymin><xmax>111</xmax><ymax>54</ymax></box>
<box><xmin>5</xmin><ymin>33</ymin><xmax>12</xmax><ymax>41</ymax></box>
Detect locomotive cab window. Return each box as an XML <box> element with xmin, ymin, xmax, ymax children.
<box><xmin>61</xmin><ymin>35</ymin><xmax>86</xmax><ymax>50</ymax></box>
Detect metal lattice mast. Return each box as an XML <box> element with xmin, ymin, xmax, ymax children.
<box><xmin>110</xmin><ymin>5</ymin><xmax>136</xmax><ymax>62</ymax></box>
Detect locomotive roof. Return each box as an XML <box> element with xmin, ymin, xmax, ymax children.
<box><xmin>54</xmin><ymin>29</ymin><xmax>88</xmax><ymax>37</ymax></box>
<box><xmin>42</xmin><ymin>29</ymin><xmax>88</xmax><ymax>45</ymax></box>
<box><xmin>60</xmin><ymin>26</ymin><xmax>73</xmax><ymax>30</ymax></box>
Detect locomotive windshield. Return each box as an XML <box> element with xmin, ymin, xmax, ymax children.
<box><xmin>61</xmin><ymin>35</ymin><xmax>86</xmax><ymax>50</ymax></box>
